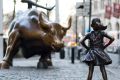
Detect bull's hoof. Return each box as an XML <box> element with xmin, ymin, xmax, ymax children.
<box><xmin>46</xmin><ymin>60</ymin><xmax>53</xmax><ymax>66</ymax></box>
<box><xmin>37</xmin><ymin>61</ymin><xmax>43</xmax><ymax>69</ymax></box>
<box><xmin>0</xmin><ymin>61</ymin><xmax>10</xmax><ymax>69</ymax></box>
<box><xmin>37</xmin><ymin>61</ymin><xmax>48</xmax><ymax>69</ymax></box>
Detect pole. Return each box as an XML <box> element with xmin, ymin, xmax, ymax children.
<box><xmin>0</xmin><ymin>0</ymin><xmax>3</xmax><ymax>59</ymax></box>
<box><xmin>89</xmin><ymin>0</ymin><xmax>92</xmax><ymax>32</ymax></box>
<box><xmin>118</xmin><ymin>46</ymin><xmax>120</xmax><ymax>64</ymax></box>
<box><xmin>83</xmin><ymin>0</ymin><xmax>85</xmax><ymax>35</ymax></box>
<box><xmin>75</xmin><ymin>16</ymin><xmax>78</xmax><ymax>43</ymax></box>
<box><xmin>71</xmin><ymin>47</ymin><xmax>75</xmax><ymax>64</ymax></box>
<box><xmin>13</xmin><ymin>0</ymin><xmax>16</xmax><ymax>19</ymax></box>
<box><xmin>55</xmin><ymin>0</ymin><xmax>59</xmax><ymax>23</ymax></box>
<box><xmin>46</xmin><ymin>4</ymin><xmax>50</xmax><ymax>20</ymax></box>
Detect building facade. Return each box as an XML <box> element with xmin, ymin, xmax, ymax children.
<box><xmin>92</xmin><ymin>0</ymin><xmax>120</xmax><ymax>39</ymax></box>
<box><xmin>91</xmin><ymin>0</ymin><xmax>120</xmax><ymax>52</ymax></box>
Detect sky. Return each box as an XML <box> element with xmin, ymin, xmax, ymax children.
<box><xmin>3</xmin><ymin>0</ymin><xmax>82</xmax><ymax>23</ymax></box>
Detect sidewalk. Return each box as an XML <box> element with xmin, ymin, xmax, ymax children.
<box><xmin>0</xmin><ymin>56</ymin><xmax>120</xmax><ymax>80</ymax></box>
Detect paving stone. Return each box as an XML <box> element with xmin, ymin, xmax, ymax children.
<box><xmin>0</xmin><ymin>53</ymin><xmax>120</xmax><ymax>80</ymax></box>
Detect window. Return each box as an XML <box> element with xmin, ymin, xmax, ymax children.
<box><xmin>115</xmin><ymin>0</ymin><xmax>119</xmax><ymax>3</ymax></box>
<box><xmin>100</xmin><ymin>0</ymin><xmax>104</xmax><ymax>9</ymax></box>
<box><xmin>108</xmin><ymin>0</ymin><xmax>111</xmax><ymax>5</ymax></box>
<box><xmin>94</xmin><ymin>1</ymin><xmax>98</xmax><ymax>10</ymax></box>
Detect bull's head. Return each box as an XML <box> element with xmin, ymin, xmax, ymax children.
<box><xmin>38</xmin><ymin>12</ymin><xmax>72</xmax><ymax>51</ymax></box>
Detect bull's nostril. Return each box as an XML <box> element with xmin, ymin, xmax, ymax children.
<box><xmin>60</xmin><ymin>44</ymin><xmax>64</xmax><ymax>48</ymax></box>
<box><xmin>51</xmin><ymin>43</ymin><xmax>55</xmax><ymax>46</ymax></box>
<box><xmin>61</xmin><ymin>44</ymin><xmax>64</xmax><ymax>47</ymax></box>
<box><xmin>51</xmin><ymin>43</ymin><xmax>64</xmax><ymax>51</ymax></box>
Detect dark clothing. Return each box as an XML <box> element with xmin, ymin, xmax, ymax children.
<box><xmin>81</xmin><ymin>31</ymin><xmax>114</xmax><ymax>66</ymax></box>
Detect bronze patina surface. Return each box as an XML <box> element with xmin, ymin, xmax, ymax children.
<box><xmin>0</xmin><ymin>9</ymin><xmax>72</xmax><ymax>69</ymax></box>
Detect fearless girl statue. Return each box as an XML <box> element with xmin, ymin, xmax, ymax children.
<box><xmin>80</xmin><ymin>18</ymin><xmax>114</xmax><ymax>80</ymax></box>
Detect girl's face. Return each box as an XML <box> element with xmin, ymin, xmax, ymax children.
<box><xmin>91</xmin><ymin>24</ymin><xmax>100</xmax><ymax>31</ymax></box>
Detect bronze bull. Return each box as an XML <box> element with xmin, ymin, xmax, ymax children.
<box><xmin>0</xmin><ymin>9</ymin><xmax>72</xmax><ymax>69</ymax></box>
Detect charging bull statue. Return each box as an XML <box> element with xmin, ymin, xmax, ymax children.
<box><xmin>0</xmin><ymin>9</ymin><xmax>72</xmax><ymax>69</ymax></box>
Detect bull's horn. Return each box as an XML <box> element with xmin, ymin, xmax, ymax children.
<box><xmin>39</xmin><ymin>12</ymin><xmax>50</xmax><ymax>29</ymax></box>
<box><xmin>21</xmin><ymin>0</ymin><xmax>55</xmax><ymax>11</ymax></box>
<box><xmin>63</xmin><ymin>16</ymin><xmax>72</xmax><ymax>30</ymax></box>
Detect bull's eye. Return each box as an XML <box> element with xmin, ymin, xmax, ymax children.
<box><xmin>51</xmin><ymin>28</ymin><xmax>54</xmax><ymax>32</ymax></box>
<box><xmin>51</xmin><ymin>28</ymin><xmax>55</xmax><ymax>35</ymax></box>
<box><xmin>51</xmin><ymin>31</ymin><xmax>55</xmax><ymax>35</ymax></box>
<box><xmin>61</xmin><ymin>30</ymin><xmax>65</xmax><ymax>35</ymax></box>
<box><xmin>59</xmin><ymin>30</ymin><xmax>65</xmax><ymax>39</ymax></box>
<box><xmin>61</xmin><ymin>30</ymin><xmax>64</xmax><ymax>34</ymax></box>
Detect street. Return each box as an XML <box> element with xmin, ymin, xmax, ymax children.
<box><xmin>0</xmin><ymin>53</ymin><xmax>120</xmax><ymax>80</ymax></box>
<box><xmin>1</xmin><ymin>0</ymin><xmax>120</xmax><ymax>80</ymax></box>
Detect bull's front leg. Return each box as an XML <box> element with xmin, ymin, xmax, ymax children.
<box><xmin>0</xmin><ymin>30</ymin><xmax>20</xmax><ymax>69</ymax></box>
<box><xmin>46</xmin><ymin>54</ymin><xmax>53</xmax><ymax>66</ymax></box>
<box><xmin>37</xmin><ymin>53</ymin><xmax>52</xmax><ymax>69</ymax></box>
<box><xmin>37</xmin><ymin>54</ymin><xmax>48</xmax><ymax>69</ymax></box>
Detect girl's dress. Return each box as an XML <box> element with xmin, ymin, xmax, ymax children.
<box><xmin>82</xmin><ymin>31</ymin><xmax>112</xmax><ymax>66</ymax></box>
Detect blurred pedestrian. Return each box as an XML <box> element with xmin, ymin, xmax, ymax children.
<box><xmin>80</xmin><ymin>18</ymin><xmax>114</xmax><ymax>80</ymax></box>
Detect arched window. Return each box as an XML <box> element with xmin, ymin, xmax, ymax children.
<box><xmin>94</xmin><ymin>1</ymin><xmax>98</xmax><ymax>11</ymax></box>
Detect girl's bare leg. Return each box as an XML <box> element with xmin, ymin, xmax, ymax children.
<box><xmin>100</xmin><ymin>65</ymin><xmax>108</xmax><ymax>80</ymax></box>
<box><xmin>87</xmin><ymin>63</ymin><xmax>94</xmax><ymax>80</ymax></box>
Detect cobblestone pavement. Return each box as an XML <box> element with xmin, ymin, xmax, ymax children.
<box><xmin>0</xmin><ymin>54</ymin><xmax>120</xmax><ymax>80</ymax></box>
